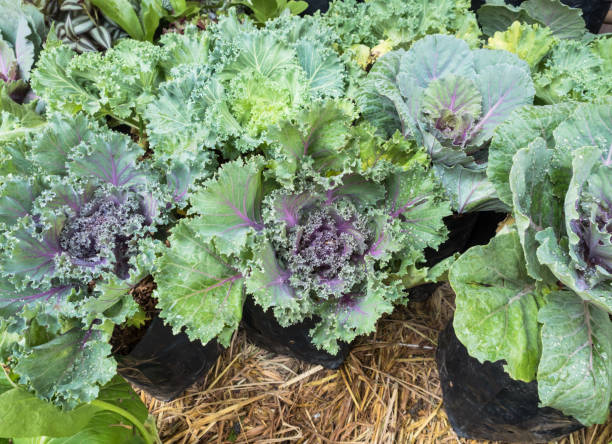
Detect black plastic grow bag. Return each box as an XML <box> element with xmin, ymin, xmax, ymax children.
<box><xmin>436</xmin><ymin>322</ymin><xmax>584</xmax><ymax>443</ymax></box>
<box><xmin>116</xmin><ymin>317</ymin><xmax>222</xmax><ymax>401</ymax></box>
<box><xmin>470</xmin><ymin>0</ymin><xmax>611</xmax><ymax>34</ymax></box>
<box><xmin>407</xmin><ymin>213</ymin><xmax>479</xmax><ymax>303</ymax></box>
<box><xmin>242</xmin><ymin>295</ymin><xmax>351</xmax><ymax>369</ymax></box>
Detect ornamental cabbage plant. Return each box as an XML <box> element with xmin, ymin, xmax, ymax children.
<box><xmin>31</xmin><ymin>13</ymin><xmax>347</xmax><ymax>198</ymax></box>
<box><xmin>145</xmin><ymin>13</ymin><xmax>346</xmax><ymax>171</ymax></box>
<box><xmin>358</xmin><ymin>34</ymin><xmax>534</xmax><ymax>213</ymax></box>
<box><xmin>533</xmin><ymin>35</ymin><xmax>612</xmax><ymax>104</ymax></box>
<box><xmin>153</xmin><ymin>101</ymin><xmax>451</xmax><ymax>353</ymax></box>
<box><xmin>450</xmin><ymin>104</ymin><xmax>612</xmax><ymax>426</ymax></box>
<box><xmin>0</xmin><ymin>113</ymin><xmax>182</xmax><ymax>408</ymax></box>
<box><xmin>476</xmin><ymin>0</ymin><xmax>588</xmax><ymax>40</ymax></box>
<box><xmin>323</xmin><ymin>0</ymin><xmax>481</xmax><ymax>74</ymax></box>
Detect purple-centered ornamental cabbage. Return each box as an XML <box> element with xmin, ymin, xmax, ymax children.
<box><xmin>153</xmin><ymin>101</ymin><xmax>452</xmax><ymax>353</ymax></box>
<box><xmin>357</xmin><ymin>34</ymin><xmax>535</xmax><ymax>213</ymax></box>
<box><xmin>0</xmin><ymin>113</ymin><xmax>181</xmax><ymax>409</ymax></box>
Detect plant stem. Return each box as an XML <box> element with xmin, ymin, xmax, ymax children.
<box><xmin>90</xmin><ymin>399</ymin><xmax>158</xmax><ymax>444</ymax></box>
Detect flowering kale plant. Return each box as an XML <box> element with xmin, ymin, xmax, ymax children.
<box><xmin>153</xmin><ymin>102</ymin><xmax>451</xmax><ymax>353</ymax></box>
<box><xmin>357</xmin><ymin>34</ymin><xmax>535</xmax><ymax>213</ymax></box>
<box><xmin>450</xmin><ymin>103</ymin><xmax>612</xmax><ymax>426</ymax></box>
<box><xmin>0</xmin><ymin>113</ymin><xmax>183</xmax><ymax>408</ymax></box>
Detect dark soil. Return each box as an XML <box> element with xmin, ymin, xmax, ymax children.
<box><xmin>110</xmin><ymin>276</ymin><xmax>160</xmax><ymax>355</ymax></box>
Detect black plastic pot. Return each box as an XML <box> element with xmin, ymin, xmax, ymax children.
<box><xmin>242</xmin><ymin>295</ymin><xmax>351</xmax><ymax>369</ymax></box>
<box><xmin>423</xmin><ymin>213</ymin><xmax>479</xmax><ymax>268</ymax></box>
<box><xmin>303</xmin><ymin>0</ymin><xmax>333</xmax><ymax>14</ymax></box>
<box><xmin>407</xmin><ymin>213</ymin><xmax>478</xmax><ymax>303</ymax></box>
<box><xmin>464</xmin><ymin>211</ymin><xmax>507</xmax><ymax>250</ymax></box>
<box><xmin>436</xmin><ymin>322</ymin><xmax>584</xmax><ymax>443</ymax></box>
<box><xmin>471</xmin><ymin>0</ymin><xmax>611</xmax><ymax>34</ymax></box>
<box><xmin>115</xmin><ymin>317</ymin><xmax>223</xmax><ymax>401</ymax></box>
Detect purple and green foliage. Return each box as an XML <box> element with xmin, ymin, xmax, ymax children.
<box><xmin>357</xmin><ymin>34</ymin><xmax>535</xmax><ymax>213</ymax></box>
<box><xmin>154</xmin><ymin>101</ymin><xmax>451</xmax><ymax>353</ymax></box>
<box><xmin>0</xmin><ymin>113</ymin><xmax>178</xmax><ymax>408</ymax></box>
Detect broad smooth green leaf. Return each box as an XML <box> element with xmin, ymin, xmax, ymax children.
<box><xmin>89</xmin><ymin>0</ymin><xmax>144</xmax><ymax>40</ymax></box>
<box><xmin>155</xmin><ymin>219</ymin><xmax>245</xmax><ymax>347</ymax></box>
<box><xmin>478</xmin><ymin>0</ymin><xmax>585</xmax><ymax>40</ymax></box>
<box><xmin>140</xmin><ymin>0</ymin><xmax>164</xmax><ymax>42</ymax></box>
<box><xmin>477</xmin><ymin>2</ymin><xmax>534</xmax><ymax>37</ymax></box>
<box><xmin>553</xmin><ymin>104</ymin><xmax>612</xmax><ymax>156</ymax></box>
<box><xmin>521</xmin><ymin>0</ymin><xmax>586</xmax><ymax>40</ymax></box>
<box><xmin>450</xmin><ymin>231</ymin><xmax>542</xmax><ymax>381</ymax></box>
<box><xmin>536</xmin><ymin>228</ymin><xmax>612</xmax><ymax>314</ymax></box>
<box><xmin>435</xmin><ymin>164</ymin><xmax>508</xmax><ymax>214</ymax></box>
<box><xmin>0</xmin><ymin>376</ymin><xmax>98</xmax><ymax>438</ymax></box>
<box><xmin>8</xmin><ymin>376</ymin><xmax>154</xmax><ymax>443</ymax></box>
<box><xmin>287</xmin><ymin>1</ymin><xmax>308</xmax><ymax>15</ymax></box>
<box><xmin>538</xmin><ymin>292</ymin><xmax>612</xmax><ymax>426</ymax></box>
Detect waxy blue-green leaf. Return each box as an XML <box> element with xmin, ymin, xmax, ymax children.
<box><xmin>478</xmin><ymin>0</ymin><xmax>586</xmax><ymax>40</ymax></box>
<box><xmin>510</xmin><ymin>139</ymin><xmax>564</xmax><ymax>283</ymax></box>
<box><xmin>488</xmin><ymin>103</ymin><xmax>574</xmax><ymax>206</ymax></box>
<box><xmin>436</xmin><ymin>164</ymin><xmax>509</xmax><ymax>214</ymax></box>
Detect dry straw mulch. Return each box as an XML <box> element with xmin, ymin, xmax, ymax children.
<box><xmin>141</xmin><ymin>285</ymin><xmax>612</xmax><ymax>444</ymax></box>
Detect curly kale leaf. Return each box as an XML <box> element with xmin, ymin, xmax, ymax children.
<box><xmin>534</xmin><ymin>36</ymin><xmax>612</xmax><ymax>104</ymax></box>
<box><xmin>189</xmin><ymin>156</ymin><xmax>264</xmax><ymax>256</ymax></box>
<box><xmin>154</xmin><ymin>219</ymin><xmax>244</xmax><ymax>347</ymax></box>
<box><xmin>32</xmin><ymin>39</ymin><xmax>166</xmax><ymax>126</ymax></box>
<box><xmin>485</xmin><ymin>21</ymin><xmax>556</xmax><ymax>69</ymax></box>
<box><xmin>145</xmin><ymin>14</ymin><xmax>346</xmax><ymax>170</ymax></box>
<box><xmin>13</xmin><ymin>326</ymin><xmax>116</xmax><ymax>410</ymax></box>
<box><xmin>323</xmin><ymin>0</ymin><xmax>480</xmax><ymax>76</ymax></box>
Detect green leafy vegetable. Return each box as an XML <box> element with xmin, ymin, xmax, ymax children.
<box><xmin>358</xmin><ymin>34</ymin><xmax>534</xmax><ymax>213</ymax></box>
<box><xmin>232</xmin><ymin>0</ymin><xmax>308</xmax><ymax>25</ymax></box>
<box><xmin>477</xmin><ymin>0</ymin><xmax>586</xmax><ymax>40</ymax></box>
<box><xmin>154</xmin><ymin>101</ymin><xmax>451</xmax><ymax>353</ymax></box>
<box><xmin>0</xmin><ymin>113</ymin><xmax>179</xmax><ymax>408</ymax></box>
<box><xmin>453</xmin><ymin>103</ymin><xmax>612</xmax><ymax>425</ymax></box>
